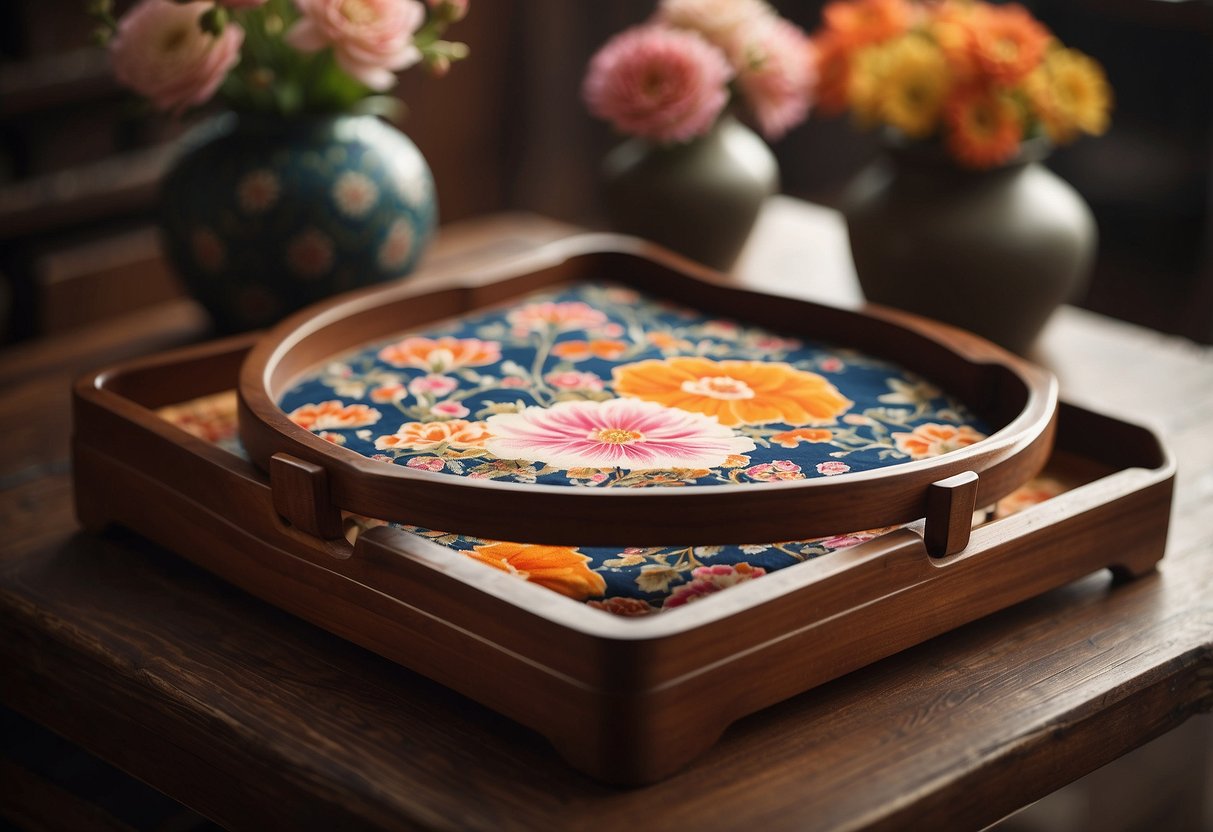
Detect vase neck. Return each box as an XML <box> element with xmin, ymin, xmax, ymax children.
<box><xmin>882</xmin><ymin>135</ymin><xmax>1050</xmax><ymax>182</ymax></box>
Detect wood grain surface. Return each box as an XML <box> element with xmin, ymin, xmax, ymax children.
<box><xmin>2</xmin><ymin>203</ymin><xmax>1211</xmax><ymax>830</ymax></box>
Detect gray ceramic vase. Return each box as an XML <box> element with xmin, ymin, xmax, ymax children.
<box><xmin>601</xmin><ymin>115</ymin><xmax>778</xmax><ymax>272</ymax></box>
<box><xmin>842</xmin><ymin>140</ymin><xmax>1095</xmax><ymax>355</ymax></box>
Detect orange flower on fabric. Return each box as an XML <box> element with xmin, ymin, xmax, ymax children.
<box><xmin>552</xmin><ymin>338</ymin><xmax>630</xmax><ymax>361</ymax></box>
<box><xmin>771</xmin><ymin>428</ymin><xmax>833</xmax><ymax>448</ymax></box>
<box><xmin>892</xmin><ymin>422</ymin><xmax>985</xmax><ymax>459</ymax></box>
<box><xmin>288</xmin><ymin>400</ymin><xmax>382</xmax><ymax>430</ymax></box>
<box><xmin>374</xmin><ymin>419</ymin><xmax>491</xmax><ymax>452</ymax></box>
<box><xmin>466</xmin><ymin>542</ymin><xmax>607</xmax><ymax>600</ymax></box>
<box><xmin>612</xmin><ymin>357</ymin><xmax>852</xmax><ymax>427</ymax></box>
<box><xmin>945</xmin><ymin>86</ymin><xmax>1023</xmax><ymax>169</ymax></box>
<box><xmin>377</xmin><ymin>336</ymin><xmax>501</xmax><ymax>372</ymax></box>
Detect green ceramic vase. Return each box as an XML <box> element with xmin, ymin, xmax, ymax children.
<box><xmin>601</xmin><ymin>115</ymin><xmax>778</xmax><ymax>272</ymax></box>
<box><xmin>843</xmin><ymin>140</ymin><xmax>1095</xmax><ymax>355</ymax></box>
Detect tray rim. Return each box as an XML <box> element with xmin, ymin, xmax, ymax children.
<box><xmin>236</xmin><ymin>234</ymin><xmax>1060</xmax><ymax>546</ymax></box>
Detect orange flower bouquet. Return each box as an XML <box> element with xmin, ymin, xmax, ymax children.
<box><xmin>811</xmin><ymin>0</ymin><xmax>1112</xmax><ymax>168</ymax></box>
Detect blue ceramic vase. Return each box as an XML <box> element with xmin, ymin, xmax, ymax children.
<box><xmin>160</xmin><ymin>112</ymin><xmax>437</xmax><ymax>333</ymax></box>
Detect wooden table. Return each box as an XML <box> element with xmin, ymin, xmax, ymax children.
<box><xmin>2</xmin><ymin>201</ymin><xmax>1211</xmax><ymax>831</ymax></box>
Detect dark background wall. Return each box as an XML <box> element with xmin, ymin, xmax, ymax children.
<box><xmin>2</xmin><ymin>0</ymin><xmax>1210</xmax><ymax>343</ymax></box>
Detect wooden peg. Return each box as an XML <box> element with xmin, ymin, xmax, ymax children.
<box><xmin>924</xmin><ymin>471</ymin><xmax>979</xmax><ymax>557</ymax></box>
<box><xmin>270</xmin><ymin>452</ymin><xmax>344</xmax><ymax>539</ymax></box>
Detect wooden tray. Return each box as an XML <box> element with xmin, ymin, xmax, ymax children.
<box><xmin>73</xmin><ymin>245</ymin><xmax>1173</xmax><ymax>785</ymax></box>
<box><xmin>238</xmin><ymin>236</ymin><xmax>1058</xmax><ymax>554</ymax></box>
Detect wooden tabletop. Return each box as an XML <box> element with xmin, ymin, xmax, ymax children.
<box><xmin>2</xmin><ymin>201</ymin><xmax>1211</xmax><ymax>831</ymax></box>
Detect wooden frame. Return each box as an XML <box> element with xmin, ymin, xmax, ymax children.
<box><xmin>73</xmin><ymin>297</ymin><xmax>1173</xmax><ymax>786</ymax></box>
<box><xmin>238</xmin><ymin>236</ymin><xmax>1059</xmax><ymax>551</ymax></box>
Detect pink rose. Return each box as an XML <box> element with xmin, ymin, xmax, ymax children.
<box><xmin>109</xmin><ymin>0</ymin><xmax>244</xmax><ymax>114</ymax></box>
<box><xmin>287</xmin><ymin>0</ymin><xmax>426</xmax><ymax>91</ymax></box>
<box><xmin>736</xmin><ymin>18</ymin><xmax>815</xmax><ymax>140</ymax></box>
<box><xmin>655</xmin><ymin>0</ymin><xmax>776</xmax><ymax>55</ymax></box>
<box><xmin>582</xmin><ymin>25</ymin><xmax>733</xmax><ymax>143</ymax></box>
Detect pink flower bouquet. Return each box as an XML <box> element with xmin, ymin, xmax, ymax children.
<box><xmin>93</xmin><ymin>0</ymin><xmax>469</xmax><ymax>115</ymax></box>
<box><xmin>583</xmin><ymin>0</ymin><xmax>817</xmax><ymax>144</ymax></box>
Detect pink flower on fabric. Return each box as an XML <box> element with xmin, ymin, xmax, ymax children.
<box><xmin>816</xmin><ymin>460</ymin><xmax>850</xmax><ymax>476</ymax></box>
<box><xmin>665</xmin><ymin>562</ymin><xmax>766</xmax><ymax>608</ymax></box>
<box><xmin>287</xmin><ymin>0</ymin><xmax>426</xmax><ymax>91</ymax></box>
<box><xmin>484</xmin><ymin>398</ymin><xmax>755</xmax><ymax>470</ymax></box>
<box><xmin>108</xmin><ymin>0</ymin><xmax>244</xmax><ymax>114</ymax></box>
<box><xmin>582</xmin><ymin>25</ymin><xmax>733</xmax><ymax>143</ymax></box>
<box><xmin>406</xmin><ymin>456</ymin><xmax>445</xmax><ymax>471</ymax></box>
<box><xmin>430</xmin><ymin>400</ymin><xmax>470</xmax><ymax>418</ymax></box>
<box><xmin>545</xmin><ymin>371</ymin><xmax>605</xmax><ymax>392</ymax></box>
<box><xmin>820</xmin><ymin>531</ymin><xmax>878</xmax><ymax>549</ymax></box>
<box><xmin>507</xmin><ymin>301</ymin><xmax>608</xmax><ymax>334</ymax></box>
<box><xmin>744</xmin><ymin>459</ymin><xmax>804</xmax><ymax>482</ymax></box>
<box><xmin>736</xmin><ymin>18</ymin><xmax>816</xmax><ymax>139</ymax></box>
<box><xmin>407</xmin><ymin>374</ymin><xmax>458</xmax><ymax>397</ymax></box>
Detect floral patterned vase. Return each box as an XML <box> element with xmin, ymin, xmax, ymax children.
<box><xmin>159</xmin><ymin>112</ymin><xmax>436</xmax><ymax>333</ymax></box>
<box><xmin>842</xmin><ymin>140</ymin><xmax>1095</xmax><ymax>356</ymax></box>
<box><xmin>601</xmin><ymin>115</ymin><xmax>778</xmax><ymax>272</ymax></box>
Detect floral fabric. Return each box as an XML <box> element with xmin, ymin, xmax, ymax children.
<box><xmin>163</xmin><ymin>282</ymin><xmax>1010</xmax><ymax>615</ymax></box>
<box><xmin>277</xmin><ymin>282</ymin><xmax>989</xmax><ymax>488</ymax></box>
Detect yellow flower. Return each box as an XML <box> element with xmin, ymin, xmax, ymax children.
<box><xmin>878</xmin><ymin>35</ymin><xmax>951</xmax><ymax>138</ymax></box>
<box><xmin>847</xmin><ymin>44</ymin><xmax>891</xmax><ymax>128</ymax></box>
<box><xmin>612</xmin><ymin>356</ymin><xmax>852</xmax><ymax>427</ymax></box>
<box><xmin>466</xmin><ymin>542</ymin><xmax>606</xmax><ymax>600</ymax></box>
<box><xmin>1028</xmin><ymin>47</ymin><xmax>1111</xmax><ymax>142</ymax></box>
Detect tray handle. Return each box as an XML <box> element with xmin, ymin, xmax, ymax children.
<box><xmin>924</xmin><ymin>471</ymin><xmax>979</xmax><ymax>557</ymax></box>
<box><xmin>270</xmin><ymin>452</ymin><xmax>344</xmax><ymax>539</ymax></box>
